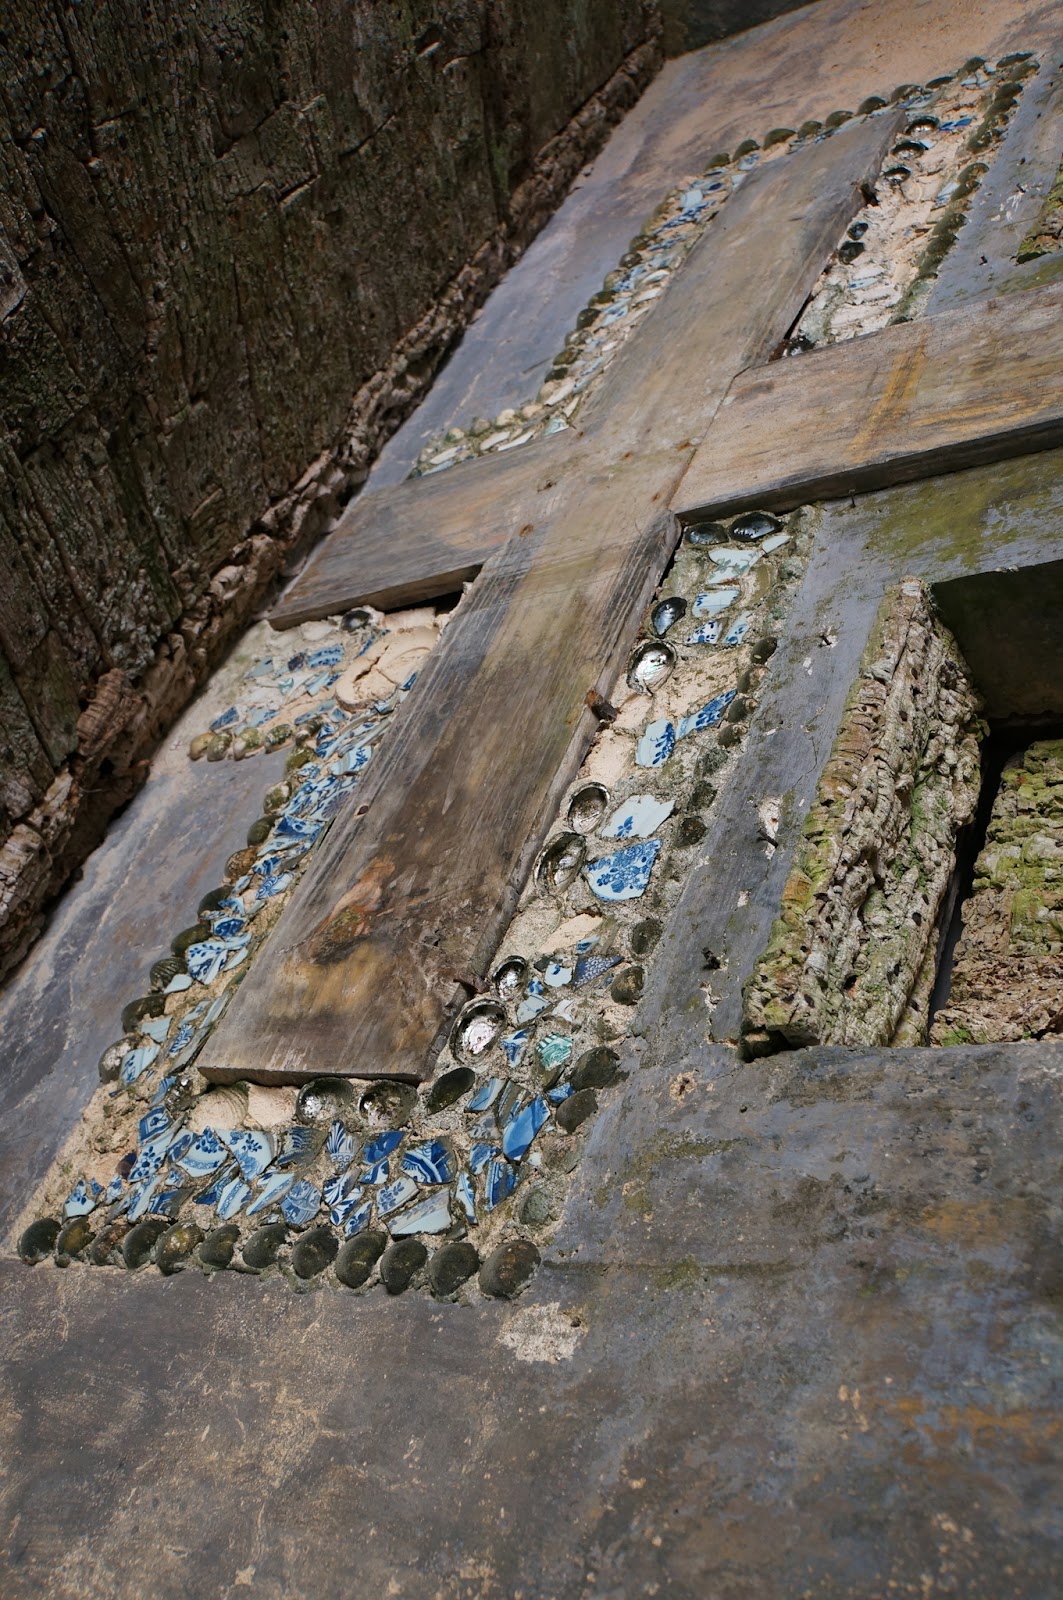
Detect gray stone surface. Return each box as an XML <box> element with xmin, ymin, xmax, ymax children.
<box><xmin>3</xmin><ymin>4</ymin><xmax>1063</xmax><ymax>1595</ymax></box>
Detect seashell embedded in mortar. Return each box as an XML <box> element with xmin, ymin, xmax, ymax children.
<box><xmin>627</xmin><ymin>640</ymin><xmax>676</xmax><ymax>695</ymax></box>
<box><xmin>451</xmin><ymin>998</ymin><xmax>507</xmax><ymax>1060</ymax></box>
<box><xmin>685</xmin><ymin>521</ymin><xmax>726</xmax><ymax>548</ymax></box>
<box><xmin>650</xmin><ymin>596</ymin><xmax>687</xmax><ymax>637</ymax></box>
<box><xmin>424</xmin><ymin>1066</ymin><xmax>475</xmax><ymax>1112</ymax></box>
<box><xmin>295</xmin><ymin>1077</ymin><xmax>358</xmax><ymax>1126</ymax></box>
<box><xmin>17</xmin><ymin>1217</ymin><xmax>61</xmax><ymax>1263</ymax></box>
<box><xmin>535</xmin><ymin>833</ymin><xmax>587</xmax><ymax>892</ymax></box>
<box><xmin>492</xmin><ymin>956</ymin><xmax>530</xmax><ymax>999</ymax></box>
<box><xmin>566</xmin><ymin>784</ymin><xmax>609</xmax><ymax>834</ymax></box>
<box><xmin>730</xmin><ymin>511</ymin><xmax>783</xmax><ymax>542</ymax></box>
<box><xmin>359</xmin><ymin>1080</ymin><xmax>416</xmax><ymax>1128</ymax></box>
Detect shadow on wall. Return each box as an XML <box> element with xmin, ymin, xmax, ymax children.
<box><xmin>663</xmin><ymin>0</ymin><xmax>823</xmax><ymax>54</ymax></box>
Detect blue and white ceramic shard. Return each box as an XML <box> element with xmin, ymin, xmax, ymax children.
<box><xmin>677</xmin><ymin>688</ymin><xmax>736</xmax><ymax>740</ymax></box>
<box><xmin>602</xmin><ymin>794</ymin><xmax>674</xmax><ymax>840</ymax></box>
<box><xmin>276</xmin><ymin>1126</ymin><xmax>320</xmax><ymax>1167</ymax></box>
<box><xmin>543</xmin><ymin>962</ymin><xmax>572</xmax><ymax>988</ymax></box>
<box><xmin>456</xmin><ymin>1171</ymin><xmax>477</xmax><ymax>1223</ymax></box>
<box><xmin>686</xmin><ymin>620</ymin><xmax>721</xmax><ymax>646</ymax></box>
<box><xmin>585</xmin><ymin>838</ymin><xmax>662</xmax><ymax>902</ymax></box>
<box><xmin>468</xmin><ymin>1142</ymin><xmax>498</xmax><ymax>1175</ymax></box>
<box><xmin>323</xmin><ymin>1172</ymin><xmax>361</xmax><ymax>1210</ymax></box>
<box><xmin>500</xmin><ymin>1029</ymin><xmax>531</xmax><ymax>1067</ymax></box>
<box><xmin>709</xmin><ymin>545</ymin><xmax>761</xmax><ymax>576</ymax></box>
<box><xmin>636</xmin><ymin>718</ymin><xmax>676</xmax><ymax>768</ymax></box>
<box><xmin>502</xmin><ymin>1096</ymin><xmax>550</xmax><ymax>1162</ymax></box>
<box><xmin>343</xmin><ymin>1201</ymin><xmax>373</xmax><ymax>1238</ymax></box>
<box><xmin>573</xmin><ymin>952</ymin><xmax>621</xmax><ymax>987</ymax></box>
<box><xmin>220</xmin><ymin>1129</ymin><xmax>274</xmax><ymax>1181</ymax></box>
<box><xmin>364</xmin><ymin>1130</ymin><xmax>403</xmax><ymax>1165</ymax></box>
<box><xmin>325</xmin><ymin>1120</ymin><xmax>358</xmax><ymax>1170</ymax></box>
<box><xmin>63</xmin><ymin>1177</ymin><xmax>102</xmax><ymax>1218</ymax></box>
<box><xmin>389</xmin><ymin>1191</ymin><xmax>452</xmax><ymax>1236</ymax></box>
<box><xmin>194</xmin><ymin>1166</ymin><xmax>235</xmax><ymax>1209</ymax></box>
<box><xmin>281</xmin><ymin>1180</ymin><xmax>321</xmax><ymax>1227</ymax></box>
<box><xmin>467</xmin><ymin>1078</ymin><xmax>503</xmax><ymax>1114</ymax></box>
<box><xmin>331</xmin><ymin>745</ymin><xmax>371</xmax><ymax>776</ymax></box>
<box><xmin>137</xmin><ymin>1106</ymin><xmax>170</xmax><ymax>1145</ymax></box>
<box><xmin>245</xmin><ymin>704</ymin><xmax>278</xmax><ymax>727</ymax></box>
<box><xmin>401</xmin><ymin>1141</ymin><xmax>454</xmax><ymax>1185</ymax></box>
<box><xmin>246</xmin><ymin>1170</ymin><xmax>294</xmax><ymax>1215</ymax></box>
<box><xmin>515</xmin><ymin>995</ymin><xmax>549</xmax><ymax>1024</ymax></box>
<box><xmin>274</xmin><ymin>815</ymin><xmax>321</xmax><ymax>840</ymax></box>
<box><xmin>306</xmin><ymin>645</ymin><xmax>343</xmax><ymax>669</ymax></box>
<box><xmin>164</xmin><ymin>972</ymin><xmax>193</xmax><ymax>995</ymax></box>
<box><xmin>210</xmin><ymin>706</ymin><xmax>239</xmax><ymax>732</ymax></box>
<box><xmin>167</xmin><ymin>1130</ymin><xmax>194</xmax><ymax>1165</ymax></box>
<box><xmin>167</xmin><ymin>1020</ymin><xmax>195</xmax><ymax>1058</ymax></box>
<box><xmin>721</xmin><ymin>611</ymin><xmax>752</xmax><ymax>648</ymax></box>
<box><xmin>128</xmin><ymin>1173</ymin><xmax>163</xmax><ymax>1222</ymax></box>
<box><xmin>211</xmin><ymin>915</ymin><xmax>246</xmax><ymax>940</ymax></box>
<box><xmin>255</xmin><ymin>872</ymin><xmax>292</xmax><ymax>901</ymax></box>
<box><xmin>128</xmin><ymin>1128</ymin><xmax>175</xmax><ymax>1187</ymax></box>
<box><xmin>362</xmin><ymin>1158</ymin><xmax>391</xmax><ymax>1185</ymax></box>
<box><xmin>484</xmin><ymin>1158</ymin><xmax>517</xmax><ymax>1211</ymax></box>
<box><xmin>692</xmin><ymin>586</ymin><xmax>739</xmax><ymax>618</ymax></box>
<box><xmin>140</xmin><ymin>1016</ymin><xmax>172</xmax><ymax>1044</ymax></box>
<box><xmin>547</xmin><ymin>1082</ymin><xmax>575</xmax><ymax>1104</ymax></box>
<box><xmin>148</xmin><ymin>1186</ymin><xmax>185</xmax><ymax>1220</ymax></box>
<box><xmin>185</xmin><ymin>940</ymin><xmax>229</xmax><ymax>985</ymax></box>
<box><xmin>120</xmin><ymin>1043</ymin><xmax>160</xmax><ymax>1086</ymax></box>
<box><xmin>760</xmin><ymin>532</ymin><xmax>790</xmax><ymax>553</ymax></box>
<box><xmin>177</xmin><ymin>1128</ymin><xmax>229</xmax><ymax>1177</ymax></box>
<box><xmin>102</xmin><ymin>1174</ymin><xmax>125</xmax><ymax>1204</ymax></box>
<box><xmin>378</xmin><ymin>1175</ymin><xmax>419</xmax><ymax>1217</ymax></box>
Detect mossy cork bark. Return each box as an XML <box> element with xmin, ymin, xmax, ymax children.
<box><xmin>742</xmin><ymin>580</ymin><xmax>984</xmax><ymax>1056</ymax></box>
<box><xmin>0</xmin><ymin>0</ymin><xmax>662</xmax><ymax>981</ymax></box>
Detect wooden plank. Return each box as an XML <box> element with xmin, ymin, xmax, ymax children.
<box><xmin>271</xmin><ymin>111</ymin><xmax>900</xmax><ymax>628</ymax></box>
<box><xmin>673</xmin><ymin>281</ymin><xmax>1063</xmax><ymax>520</ymax></box>
<box><xmin>201</xmin><ymin>112</ymin><xmax>900</xmax><ymax>1085</ymax></box>
<box><xmin>270</xmin><ymin>431</ymin><xmax>578</xmax><ymax>627</ymax></box>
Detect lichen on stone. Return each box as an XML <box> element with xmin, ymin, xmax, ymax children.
<box><xmin>742</xmin><ymin>579</ymin><xmax>984</xmax><ymax>1055</ymax></box>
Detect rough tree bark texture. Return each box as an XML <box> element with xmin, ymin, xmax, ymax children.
<box><xmin>0</xmin><ymin>1</ymin><xmax>662</xmax><ymax>981</ymax></box>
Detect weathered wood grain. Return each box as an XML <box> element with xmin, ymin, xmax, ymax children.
<box><xmin>272</xmin><ymin>110</ymin><xmax>901</xmax><ymax>627</ymax></box>
<box><xmin>270</xmin><ymin>432</ymin><xmax>579</xmax><ymax>627</ymax></box>
<box><xmin>201</xmin><ymin>112</ymin><xmax>900</xmax><ymax>1084</ymax></box>
<box><xmin>673</xmin><ymin>281</ymin><xmax>1063</xmax><ymax>520</ymax></box>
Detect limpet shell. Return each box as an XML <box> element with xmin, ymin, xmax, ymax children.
<box><xmin>335</xmin><ymin>1229</ymin><xmax>387</xmax><ymax>1289</ymax></box>
<box><xmin>56</xmin><ymin>1215</ymin><xmax>95</xmax><ymax>1261</ymax></box>
<box><xmin>188</xmin><ymin>1083</ymin><xmax>249</xmax><ymax>1134</ymax></box>
<box><xmin>18</xmin><ymin>1217</ymin><xmax>61</xmax><ymax>1263</ymax></box>
<box><xmin>296</xmin><ymin>1077</ymin><xmax>359</xmax><ymax>1126</ymax></box>
<box><xmin>199</xmin><ymin>1223</ymin><xmax>241</xmax><ymax>1269</ymax></box>
<box><xmin>685</xmin><ymin>522</ymin><xmax>726</xmax><ymax>548</ymax></box>
<box><xmin>424</xmin><ymin>1066</ymin><xmax>475</xmax><ymax>1113</ymax></box>
<box><xmin>627</xmin><ymin>640</ymin><xmax>676</xmax><ymax>695</ymax></box>
<box><xmin>89</xmin><ymin>1220</ymin><xmax>129</xmax><ymax>1266</ymax></box>
<box><xmin>149</xmin><ymin>955</ymin><xmax>186</xmax><ymax>992</ymax></box>
<box><xmin>650</xmin><ymin>596</ymin><xmax>687</xmax><ymax>637</ymax></box>
<box><xmin>730</xmin><ymin>511</ymin><xmax>783</xmax><ymax>542</ymax></box>
<box><xmin>358</xmin><ymin>1080</ymin><xmax>416</xmax><ymax>1127</ymax></box>
<box><xmin>122</xmin><ymin>1218</ymin><xmax>169</xmax><ymax>1270</ymax></box>
<box><xmin>156</xmin><ymin>1222</ymin><xmax>203</xmax><ymax>1276</ymax></box>
<box><xmin>241</xmin><ymin>1223</ymin><xmax>288</xmax><ymax>1271</ymax></box>
<box><xmin>450</xmin><ymin>998</ymin><xmax>507</xmax><ymax>1060</ymax></box>
<box><xmin>291</xmin><ymin>1226</ymin><xmax>339</xmax><ymax>1280</ymax></box>
<box><xmin>536</xmin><ymin>833</ymin><xmax>586</xmax><ymax>892</ymax></box>
<box><xmin>567</xmin><ymin>784</ymin><xmax>609</xmax><ymax>834</ymax></box>
<box><xmin>493</xmin><ymin>956</ymin><xmax>529</xmax><ymax>998</ymax></box>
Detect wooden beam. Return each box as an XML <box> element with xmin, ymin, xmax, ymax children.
<box><xmin>673</xmin><ymin>281</ymin><xmax>1063</xmax><ymax>520</ymax></box>
<box><xmin>201</xmin><ymin>111</ymin><xmax>900</xmax><ymax>1085</ymax></box>
<box><xmin>270</xmin><ymin>432</ymin><xmax>578</xmax><ymax>628</ymax></box>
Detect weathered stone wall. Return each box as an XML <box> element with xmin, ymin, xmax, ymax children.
<box><xmin>742</xmin><ymin>580</ymin><xmax>984</xmax><ymax>1055</ymax></box>
<box><xmin>0</xmin><ymin>0</ymin><xmax>662</xmax><ymax>980</ymax></box>
<box><xmin>932</xmin><ymin>738</ymin><xmax>1063</xmax><ymax>1044</ymax></box>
